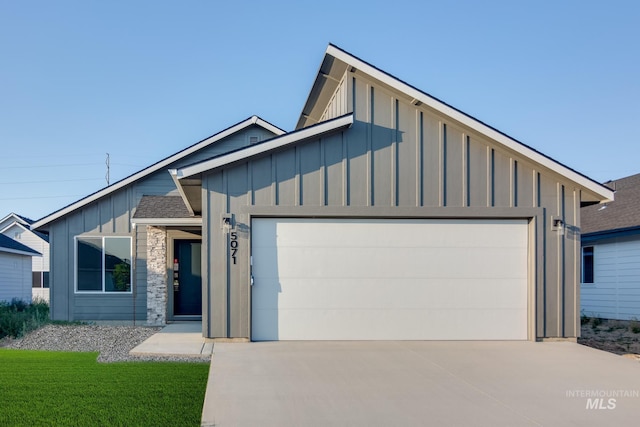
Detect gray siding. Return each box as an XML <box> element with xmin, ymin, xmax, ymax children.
<box><xmin>203</xmin><ymin>72</ymin><xmax>582</xmax><ymax>340</ymax></box>
<box><xmin>48</xmin><ymin>125</ymin><xmax>276</xmax><ymax>321</ymax></box>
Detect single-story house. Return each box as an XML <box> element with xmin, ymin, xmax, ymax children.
<box><xmin>0</xmin><ymin>233</ymin><xmax>41</xmax><ymax>303</ymax></box>
<box><xmin>0</xmin><ymin>213</ymin><xmax>50</xmax><ymax>302</ymax></box>
<box><xmin>581</xmin><ymin>173</ymin><xmax>640</xmax><ymax>320</ymax></box>
<box><xmin>33</xmin><ymin>44</ymin><xmax>614</xmax><ymax>341</ymax></box>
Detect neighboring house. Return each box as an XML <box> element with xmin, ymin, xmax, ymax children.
<box><xmin>0</xmin><ymin>213</ymin><xmax>50</xmax><ymax>302</ymax></box>
<box><xmin>581</xmin><ymin>173</ymin><xmax>640</xmax><ymax>320</ymax></box>
<box><xmin>33</xmin><ymin>44</ymin><xmax>613</xmax><ymax>341</ymax></box>
<box><xmin>0</xmin><ymin>234</ymin><xmax>41</xmax><ymax>303</ymax></box>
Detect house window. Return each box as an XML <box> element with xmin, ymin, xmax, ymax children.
<box><xmin>582</xmin><ymin>246</ymin><xmax>594</xmax><ymax>284</ymax></box>
<box><xmin>32</xmin><ymin>272</ymin><xmax>42</xmax><ymax>288</ymax></box>
<box><xmin>249</xmin><ymin>135</ymin><xmax>259</xmax><ymax>144</ymax></box>
<box><xmin>76</xmin><ymin>236</ymin><xmax>132</xmax><ymax>293</ymax></box>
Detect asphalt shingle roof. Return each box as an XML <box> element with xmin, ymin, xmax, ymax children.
<box><xmin>0</xmin><ymin>234</ymin><xmax>41</xmax><ymax>255</ymax></box>
<box><xmin>581</xmin><ymin>173</ymin><xmax>640</xmax><ymax>235</ymax></box>
<box><xmin>132</xmin><ymin>196</ymin><xmax>192</xmax><ymax>219</ymax></box>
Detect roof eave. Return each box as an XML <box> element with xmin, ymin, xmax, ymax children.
<box><xmin>298</xmin><ymin>44</ymin><xmax>614</xmax><ymax>204</ymax></box>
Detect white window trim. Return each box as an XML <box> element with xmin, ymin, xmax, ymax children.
<box><xmin>74</xmin><ymin>235</ymin><xmax>133</xmax><ymax>294</ymax></box>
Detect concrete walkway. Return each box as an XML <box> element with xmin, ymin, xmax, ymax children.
<box><xmin>129</xmin><ymin>322</ymin><xmax>213</xmax><ymax>358</ymax></box>
<box><xmin>201</xmin><ymin>341</ymin><xmax>640</xmax><ymax>427</ymax></box>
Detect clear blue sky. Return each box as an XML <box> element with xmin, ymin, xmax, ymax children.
<box><xmin>1</xmin><ymin>1</ymin><xmax>638</xmax><ymax>221</ymax></box>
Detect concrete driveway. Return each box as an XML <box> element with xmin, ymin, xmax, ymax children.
<box><xmin>201</xmin><ymin>341</ymin><xmax>640</xmax><ymax>426</ymax></box>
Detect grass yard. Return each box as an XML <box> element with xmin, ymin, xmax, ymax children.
<box><xmin>0</xmin><ymin>349</ymin><xmax>210</xmax><ymax>427</ymax></box>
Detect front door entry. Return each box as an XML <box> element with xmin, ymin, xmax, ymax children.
<box><xmin>173</xmin><ymin>240</ymin><xmax>202</xmax><ymax>316</ymax></box>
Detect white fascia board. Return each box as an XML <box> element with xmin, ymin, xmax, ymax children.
<box><xmin>32</xmin><ymin>116</ymin><xmax>284</xmax><ymax>230</ymax></box>
<box><xmin>169</xmin><ymin>170</ymin><xmax>195</xmax><ymax>216</ymax></box>
<box><xmin>326</xmin><ymin>45</ymin><xmax>614</xmax><ymax>203</ymax></box>
<box><xmin>131</xmin><ymin>217</ymin><xmax>203</xmax><ymax>227</ymax></box>
<box><xmin>177</xmin><ymin>114</ymin><xmax>354</xmax><ymax>179</ymax></box>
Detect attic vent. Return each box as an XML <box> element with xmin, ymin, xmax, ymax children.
<box><xmin>249</xmin><ymin>136</ymin><xmax>259</xmax><ymax>144</ymax></box>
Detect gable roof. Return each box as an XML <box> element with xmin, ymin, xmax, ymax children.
<box><xmin>0</xmin><ymin>213</ymin><xmax>33</xmax><ymax>227</ymax></box>
<box><xmin>581</xmin><ymin>173</ymin><xmax>640</xmax><ymax>236</ymax></box>
<box><xmin>0</xmin><ymin>221</ymin><xmax>49</xmax><ymax>243</ymax></box>
<box><xmin>32</xmin><ymin>116</ymin><xmax>284</xmax><ymax>230</ymax></box>
<box><xmin>0</xmin><ymin>234</ymin><xmax>41</xmax><ymax>257</ymax></box>
<box><xmin>297</xmin><ymin>44</ymin><xmax>614</xmax><ymax>205</ymax></box>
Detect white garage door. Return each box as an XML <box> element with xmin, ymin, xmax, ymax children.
<box><xmin>251</xmin><ymin>218</ymin><xmax>528</xmax><ymax>341</ymax></box>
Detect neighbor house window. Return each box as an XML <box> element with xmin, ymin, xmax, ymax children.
<box><xmin>582</xmin><ymin>246</ymin><xmax>594</xmax><ymax>284</ymax></box>
<box><xmin>76</xmin><ymin>236</ymin><xmax>131</xmax><ymax>293</ymax></box>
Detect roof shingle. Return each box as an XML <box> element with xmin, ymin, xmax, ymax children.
<box><xmin>581</xmin><ymin>173</ymin><xmax>640</xmax><ymax>235</ymax></box>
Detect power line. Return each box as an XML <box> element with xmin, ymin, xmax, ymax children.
<box><xmin>0</xmin><ymin>194</ymin><xmax>86</xmax><ymax>201</ymax></box>
<box><xmin>0</xmin><ymin>178</ymin><xmax>103</xmax><ymax>185</ymax></box>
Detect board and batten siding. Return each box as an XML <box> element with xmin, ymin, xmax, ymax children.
<box><xmin>202</xmin><ymin>71</ymin><xmax>582</xmax><ymax>339</ymax></box>
<box><xmin>0</xmin><ymin>252</ymin><xmax>32</xmax><ymax>303</ymax></box>
<box><xmin>582</xmin><ymin>236</ymin><xmax>640</xmax><ymax>320</ymax></box>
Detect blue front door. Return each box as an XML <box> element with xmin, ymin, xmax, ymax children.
<box><xmin>173</xmin><ymin>240</ymin><xmax>202</xmax><ymax>316</ymax></box>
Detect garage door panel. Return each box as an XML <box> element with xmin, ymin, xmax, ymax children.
<box><xmin>251</xmin><ymin>218</ymin><xmax>528</xmax><ymax>341</ymax></box>
<box><xmin>254</xmin><ymin>307</ymin><xmax>528</xmax><ymax>341</ymax></box>
<box><xmin>255</xmin><ymin>278</ymin><xmax>527</xmax><ymax>311</ymax></box>
<box><xmin>257</xmin><ymin>219</ymin><xmax>526</xmax><ymax>249</ymax></box>
<box><xmin>260</xmin><ymin>247</ymin><xmax>527</xmax><ymax>280</ymax></box>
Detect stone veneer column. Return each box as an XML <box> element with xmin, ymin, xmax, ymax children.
<box><xmin>146</xmin><ymin>226</ymin><xmax>167</xmax><ymax>326</ymax></box>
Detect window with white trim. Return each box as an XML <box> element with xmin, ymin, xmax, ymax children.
<box><xmin>76</xmin><ymin>236</ymin><xmax>132</xmax><ymax>293</ymax></box>
<box><xmin>581</xmin><ymin>246</ymin><xmax>594</xmax><ymax>284</ymax></box>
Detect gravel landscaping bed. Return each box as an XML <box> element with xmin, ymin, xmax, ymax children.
<box><xmin>1</xmin><ymin>324</ymin><xmax>209</xmax><ymax>363</ymax></box>
<box><xmin>579</xmin><ymin>318</ymin><xmax>640</xmax><ymax>360</ymax></box>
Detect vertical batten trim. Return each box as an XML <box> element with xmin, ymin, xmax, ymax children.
<box><xmin>512</xmin><ymin>159</ymin><xmax>518</xmax><ymax>207</ymax></box>
<box><xmin>320</xmin><ymin>138</ymin><xmax>327</xmax><ymax>206</ymax></box>
<box><xmin>441</xmin><ymin>123</ymin><xmax>447</xmax><ymax>207</ymax></box>
<box><xmin>369</xmin><ymin>85</ymin><xmax>375</xmax><ymax>206</ymax></box>
<box><xmin>248</xmin><ymin>160</ymin><xmax>254</xmax><ymax>206</ymax></box>
<box><xmin>418</xmin><ymin>111</ymin><xmax>424</xmax><ymax>207</ymax></box>
<box><xmin>485</xmin><ymin>146</ymin><xmax>491</xmax><ymax>207</ymax></box>
<box><xmin>490</xmin><ymin>148</ymin><xmax>496</xmax><ymax>207</ymax></box>
<box><xmin>271</xmin><ymin>154</ymin><xmax>277</xmax><ymax>206</ymax></box>
<box><xmin>392</xmin><ymin>98</ymin><xmax>398</xmax><ymax>206</ymax></box>
<box><xmin>463</xmin><ymin>134</ymin><xmax>469</xmax><ymax>207</ymax></box>
<box><xmin>342</xmin><ymin>132</ymin><xmax>348</xmax><ymax>206</ymax></box>
<box><xmin>295</xmin><ymin>146</ymin><xmax>301</xmax><ymax>206</ymax></box>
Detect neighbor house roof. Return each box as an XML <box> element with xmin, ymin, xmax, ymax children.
<box><xmin>0</xmin><ymin>234</ymin><xmax>41</xmax><ymax>257</ymax></box>
<box><xmin>581</xmin><ymin>173</ymin><xmax>640</xmax><ymax>236</ymax></box>
<box><xmin>0</xmin><ymin>221</ymin><xmax>49</xmax><ymax>243</ymax></box>
<box><xmin>32</xmin><ymin>116</ymin><xmax>284</xmax><ymax>230</ymax></box>
<box><xmin>0</xmin><ymin>213</ymin><xmax>33</xmax><ymax>227</ymax></box>
<box><xmin>297</xmin><ymin>44</ymin><xmax>614</xmax><ymax>205</ymax></box>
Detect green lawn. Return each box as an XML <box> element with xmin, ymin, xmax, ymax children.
<box><xmin>0</xmin><ymin>349</ymin><xmax>210</xmax><ymax>427</ymax></box>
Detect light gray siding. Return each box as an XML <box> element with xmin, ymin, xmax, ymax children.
<box><xmin>47</xmin><ymin>125</ymin><xmax>275</xmax><ymax>322</ymax></box>
<box><xmin>0</xmin><ymin>252</ymin><xmax>32</xmax><ymax>303</ymax></box>
<box><xmin>581</xmin><ymin>236</ymin><xmax>640</xmax><ymax>320</ymax></box>
<box><xmin>203</xmin><ymin>71</ymin><xmax>582</xmax><ymax>340</ymax></box>
<box><xmin>1</xmin><ymin>224</ymin><xmax>49</xmax><ymax>272</ymax></box>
